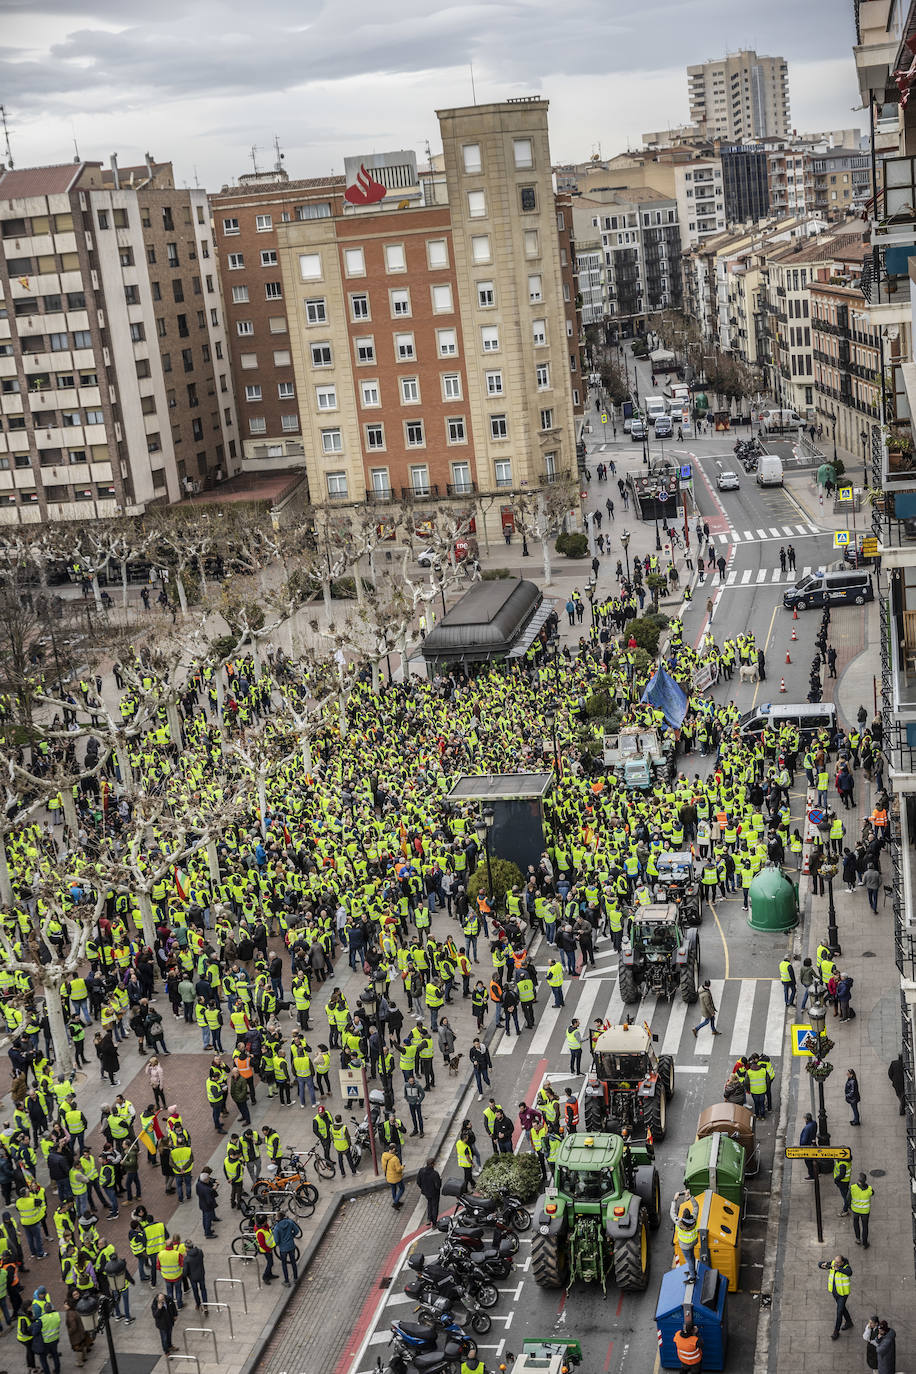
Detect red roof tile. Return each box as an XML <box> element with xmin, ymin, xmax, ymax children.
<box><xmin>0</xmin><ymin>164</ymin><xmax>86</xmax><ymax>199</ymax></box>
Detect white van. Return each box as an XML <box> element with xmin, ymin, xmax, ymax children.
<box><xmin>756</xmin><ymin>454</ymin><xmax>784</xmax><ymax>486</ymax></box>
<box><xmin>739</xmin><ymin>701</ymin><xmax>837</xmax><ymax>738</ymax></box>
<box><xmin>645</xmin><ymin>396</ymin><xmax>667</xmax><ymax>421</ymax></box>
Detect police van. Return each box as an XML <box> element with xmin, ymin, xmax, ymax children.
<box><xmin>738</xmin><ymin>701</ymin><xmax>837</xmax><ymax>738</ymax></box>
<box><xmin>782</xmin><ymin>566</ymin><xmax>873</xmax><ymax>611</ymax></box>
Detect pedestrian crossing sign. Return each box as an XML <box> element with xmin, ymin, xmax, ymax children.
<box><xmin>838</xmin><ymin>486</ymin><xmax>853</xmax><ymax>502</ymax></box>
<box><xmin>833</xmin><ymin>531</ymin><xmax>850</xmax><ymax>548</ymax></box>
<box><xmin>601</xmin><ymin>413</ymin><xmax>608</xmax><ymax>424</ymax></box>
<box><xmin>791</xmin><ymin>1024</ymin><xmax>814</xmax><ymax>1056</ymax></box>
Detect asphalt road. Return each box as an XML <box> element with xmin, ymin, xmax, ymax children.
<box><xmin>348</xmin><ymin>427</ymin><xmax>860</xmax><ymax>1374</ymax></box>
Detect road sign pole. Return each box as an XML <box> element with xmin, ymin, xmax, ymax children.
<box><xmin>813</xmin><ymin>1166</ymin><xmax>824</xmax><ymax>1243</ymax></box>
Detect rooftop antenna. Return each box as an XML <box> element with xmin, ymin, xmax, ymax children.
<box><xmin>470</xmin><ymin>63</ymin><xmax>477</xmax><ymax>105</ymax></box>
<box><xmin>0</xmin><ymin>106</ymin><xmax>12</xmax><ymax>168</ymax></box>
<box><xmin>192</xmin><ymin>165</ymin><xmax>200</xmax><ymax>189</ymax></box>
<box><xmin>250</xmin><ymin>144</ymin><xmax>261</xmax><ymax>175</ymax></box>
<box><xmin>273</xmin><ymin>134</ymin><xmax>285</xmax><ymax>173</ymax></box>
<box><xmin>424</xmin><ymin>138</ymin><xmax>433</xmax><ymax>173</ymax></box>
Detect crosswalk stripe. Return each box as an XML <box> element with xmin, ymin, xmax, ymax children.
<box><xmin>726</xmin><ymin>571</ymin><xmax>737</xmax><ymax>585</ymax></box>
<box><xmin>717</xmin><ymin>533</ymin><xmax>729</xmax><ymax>545</ymax></box>
<box><xmin>743</xmin><ymin>530</ymin><xmax>753</xmax><ymax>541</ymax></box>
<box><xmin>806</xmin><ymin>523</ymin><xmax>818</xmax><ymax>534</ymax></box>
<box><xmin>783</xmin><ymin>525</ymin><xmax>796</xmax><ymax>536</ymax></box>
<box><xmin>662</xmin><ymin>994</ymin><xmax>690</xmax><ymax>1056</ymax></box>
<box><xmin>692</xmin><ymin>978</ymin><xmax>726</xmax><ymax>1046</ymax></box>
<box><xmin>603</xmin><ymin>981</ymin><xmax>626</xmax><ymax>1026</ymax></box>
<box><xmin>741</xmin><ymin>569</ymin><xmax>751</xmax><ymax>585</ymax></box>
<box><xmin>756</xmin><ymin>570</ymin><xmax>767</xmax><ymax>584</ymax></box>
<box><xmin>769</xmin><ymin>527</ymin><xmax>781</xmax><ymax>537</ymax></box>
<box><xmin>573</xmin><ymin>977</ymin><xmax>602</xmax><ymax>1035</ymax></box>
<box><xmin>756</xmin><ymin>528</ymin><xmax>767</xmax><ymax>538</ymax></box>
<box><xmin>795</xmin><ymin>525</ymin><xmax>809</xmax><ymax>535</ymax></box>
<box><xmin>635</xmin><ymin>994</ymin><xmax>658</xmax><ymax>1029</ymax></box>
<box><xmin>764</xmin><ymin>980</ymin><xmax>787</xmax><ymax>1057</ymax></box>
<box><xmin>527</xmin><ymin>1001</ymin><xmax>563</xmax><ymax>1055</ymax></box>
<box><xmin>729</xmin><ymin>979</ymin><xmax>756</xmax><ymax>1057</ymax></box>
<box><xmin>770</xmin><ymin>568</ymin><xmax>782</xmax><ymax>583</ymax></box>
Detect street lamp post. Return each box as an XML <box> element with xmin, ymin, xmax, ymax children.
<box><xmin>621</xmin><ymin>529</ymin><xmax>631</xmax><ymax>588</ymax></box>
<box><xmin>860</xmin><ymin>428</ymin><xmax>869</xmax><ymax>489</ymax></box>
<box><xmin>475</xmin><ymin>809</ymin><xmax>495</xmax><ymax>913</ymax></box>
<box><xmin>822</xmin><ymin>862</ymin><xmax>841</xmax><ymax>955</ymax></box>
<box><xmin>831</xmin><ymin>411</ymin><xmax>838</xmax><ymax>465</ymax></box>
<box><xmin>807</xmin><ymin>989</ymin><xmax>834</xmax><ymax>1153</ymax></box>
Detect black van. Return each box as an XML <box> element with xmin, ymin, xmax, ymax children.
<box><xmin>782</xmin><ymin>567</ymin><xmax>873</xmax><ymax>611</ymax></box>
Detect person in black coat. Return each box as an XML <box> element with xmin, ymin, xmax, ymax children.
<box><xmin>888</xmin><ymin>1054</ymin><xmax>906</xmax><ymax>1115</ymax></box>
<box><xmin>151</xmin><ymin>1293</ymin><xmax>178</xmax><ymax>1354</ymax></box>
<box><xmin>415</xmin><ymin>1160</ymin><xmax>441</xmax><ymax>1226</ymax></box>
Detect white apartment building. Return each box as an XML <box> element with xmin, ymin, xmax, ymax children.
<box><xmin>688</xmin><ymin>51</ymin><xmax>790</xmax><ymax>141</ymax></box>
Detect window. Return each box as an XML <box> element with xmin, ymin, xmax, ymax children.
<box><xmin>281</xmin><ymin>415</ymin><xmax>299</xmax><ymax>432</ymax></box>
<box><xmin>50</xmin><ymin>332</ymin><xmax>69</xmax><ymax>351</ymax></box>
<box><xmin>129</xmin><ymin>322</ymin><xmax>145</xmax><ymax>342</ymax></box>
<box><xmin>74</xmin><ymin>329</ymin><xmax>93</xmax><ymax>349</ymax></box>
<box><xmin>237</xmin><ymin>320</ymin><xmax>254</xmax><ymax>336</ymax></box>
<box><xmin>268</xmin><ymin>316</ymin><xmax>287</xmax><ymax>333</ymax></box>
<box><xmin>442</xmin><ymin>373</ymin><xmax>461</xmax><ymax>401</ymax></box>
<box><xmin>369</xmin><ymin>468</ymin><xmax>390</xmax><ymax>497</ymax></box>
<box><xmin>316</xmin><ymin>385</ymin><xmax>337</xmax><ymax>410</ymax></box>
<box><xmin>395</xmin><ymin>332</ymin><xmax>415</xmax><ymax>361</ymax></box>
<box><xmin>222</xmin><ymin>217</ymin><xmax>240</xmax><ymax>235</ymax></box>
<box><xmin>471</xmin><ymin>235</ymin><xmax>491</xmax><ymax>264</ymax></box>
<box><xmin>264</xmin><ymin>281</ymin><xmax>282</xmax><ymax>299</ymax></box>
<box><xmin>528</xmin><ymin>274</ymin><xmax>542</xmax><ymax>303</ymax></box>
<box><xmin>85</xmin><ymin>409</ymin><xmax>104</xmax><ymax>425</ymax></box>
<box><xmin>240</xmin><ymin>352</ymin><xmax>258</xmax><ymax>369</ymax></box>
<box><xmin>227</xmin><ymin>253</ymin><xmax>245</xmax><ymax>270</ymax></box>
<box><xmin>167</xmin><ymin>243</ymin><xmax>179</xmax><ymax>267</ymax></box>
<box><xmin>536</xmin><ymin>362</ymin><xmax>550</xmax><ymax>389</ymax></box>
<box><xmin>437</xmin><ymin>329</ymin><xmax>458</xmax><ymax>358</ymax></box>
<box><xmin>467</xmin><ymin>190</ymin><xmax>486</xmax><ymax>219</ymax></box>
<box><xmin>390</xmin><ymin>288</ymin><xmax>411</xmax><ymax>318</ymax></box>
<box><xmin>326</xmin><ymin>472</ymin><xmax>348</xmax><ymax>499</ymax></box>
<box><xmin>544</xmin><ymin>451</ymin><xmax>558</xmax><ymax>478</ymax></box>
<box><xmin>427</xmin><ymin>239</ymin><xmax>448</xmax><ymax>269</ymax></box>
<box><xmin>520</xmin><ymin>187</ymin><xmax>537</xmax><ymax>213</ymax></box>
<box><xmin>278</xmin><ymin>381</ymin><xmax>295</xmax><ymax>399</ymax></box>
<box><xmin>124</xmin><ymin>284</ymin><xmax>140</xmax><ymax>305</ymax></box>
<box><xmin>447</xmin><ymin>417</ymin><xmax>467</xmax><ymax>444</ymax></box>
<box><xmin>68</xmin><ymin>449</ymin><xmax>86</xmax><ymax>464</ymax></box>
<box><xmin>405</xmin><ymin>420</ymin><xmax>425</xmax><ymax>447</ymax></box>
<box><xmin>296</xmin><ymin>202</ymin><xmax>332</xmax><ymax>220</ymax></box>
<box><xmin>485</xmin><ymin>370</ymin><xmax>503</xmax><ymax>396</ymax></box>
<box><xmin>360</xmin><ymin>380</ymin><xmax>380</xmax><ymax>407</ymax></box>
<box><xmin>170</xmin><ymin>279</ymin><xmax>184</xmax><ymax>303</ymax></box>
<box><xmin>384</xmin><ymin>243</ymin><xmax>406</xmax><ymax>273</ymax></box>
<box><xmin>97</xmin><ymin>210</ymin><xmax>109</xmax><ymax>230</ymax></box>
<box><xmin>321</xmin><ymin>428</ymin><xmax>343</xmax><ymax>454</ymax></box>
<box><xmin>311</xmin><ymin>342</ymin><xmax>332</xmax><ymax>367</ymax></box>
<box><xmin>432</xmin><ymin>284</ymin><xmax>453</xmax><ymax>313</ymax></box>
<box><xmin>344</xmin><ymin>247</ymin><xmax>365</xmax><ymax>277</ymax></box>
<box><xmin>245</xmin><ymin>384</ymin><xmax>262</xmax><ymax>401</ymax></box>
<box><xmin>532</xmin><ymin>318</ymin><xmax>546</xmax><ymax>346</ymax></box>
<box><xmin>260</xmin><ymin>250</ymin><xmax>278</xmax><ymax>267</ymax></box>
<box><xmin>481</xmin><ymin>325</ymin><xmax>500</xmax><ymax>352</ymax></box>
<box><xmin>401</xmin><ymin>377</ymin><xmax>420</xmax><ymax>403</ymax></box>
<box><xmin>231</xmin><ymin>285</ymin><xmax>249</xmax><ymax>303</ymax></box>
<box><xmin>305</xmin><ymin>297</ymin><xmax>327</xmax><ymax>324</ymax></box>
<box><xmin>513</xmin><ymin>138</ymin><xmax>533</xmax><ymax>168</ymax></box>
<box><xmin>490</xmin><ymin>414</ymin><xmax>508</xmax><ymax>439</ymax></box>
<box><xmin>524</xmin><ymin>229</ymin><xmax>539</xmax><ymax>257</ymax></box>
<box><xmin>540</xmin><ymin>407</ymin><xmax>554</xmax><ymax>431</ymax></box>
<box><xmin>273</xmin><ymin>350</ymin><xmax>291</xmax><ymax>366</ymax></box>
<box><xmin>409</xmin><ymin>464</ymin><xmax>430</xmax><ymax>494</ymax></box>
<box><xmin>350</xmin><ymin>293</ymin><xmax>370</xmax><ymax>321</ymax></box>
<box><xmin>256</xmin><ymin>214</ymin><xmax>273</xmax><ymax>232</ymax></box>
<box><xmin>249</xmin><ymin>416</ymin><xmax>267</xmax><ymax>434</ymax></box>
<box><xmin>181</xmin><ymin>347</ymin><xmax>194</xmax><ymax>371</ymax></box>
<box><xmin>462</xmin><ymin>144</ymin><xmax>482</xmax><ymax>174</ymax></box>
<box><xmin>355</xmin><ymin>336</ymin><xmax>375</xmax><ymax>364</ymax></box>
<box><xmin>299</xmin><ymin>253</ymin><xmax>322</xmax><ymax>280</ymax></box>
<box><xmin>365</xmin><ymin>423</ymin><xmax>385</xmax><ymax>450</ymax></box>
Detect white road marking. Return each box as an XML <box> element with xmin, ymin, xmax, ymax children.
<box><xmin>571</xmin><ymin>977</ymin><xmax>602</xmax><ymax>1034</ymax></box>
<box><xmin>756</xmin><ymin>570</ymin><xmax>767</xmax><ymax>584</ymax></box>
<box><xmin>726</xmin><ymin>571</ymin><xmax>737</xmax><ymax>585</ymax></box>
<box><xmin>730</xmin><ymin>978</ymin><xmax>756</xmax><ymax>1057</ymax></box>
<box><xmin>662</xmin><ymin>994</ymin><xmax>690</xmax><ymax>1056</ymax></box>
<box><xmin>527</xmin><ymin>1003</ymin><xmax>563</xmax><ymax>1056</ymax></box>
<box><xmin>742</xmin><ymin>530</ymin><xmax>752</xmax><ymax>540</ymax></box>
<box><xmin>693</xmin><ymin>978</ymin><xmax>726</xmax><ymax>1045</ymax></box>
<box><xmin>741</xmin><ymin>569</ymin><xmax>752</xmax><ymax>585</ymax></box>
<box><xmin>756</xmin><ymin>528</ymin><xmax>767</xmax><ymax>538</ymax></box>
<box><xmin>795</xmin><ymin>525</ymin><xmax>809</xmax><ymax>535</ymax></box>
<box><xmin>769</xmin><ymin>527</ymin><xmax>781</xmax><ymax>537</ymax></box>
<box><xmin>764</xmin><ymin>980</ymin><xmax>787</xmax><ymax>1057</ymax></box>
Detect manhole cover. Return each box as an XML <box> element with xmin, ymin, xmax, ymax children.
<box><xmin>870</xmin><ymin>1168</ymin><xmax>886</xmax><ymax>1178</ymax></box>
<box><xmin>861</xmin><ymin>950</ymin><xmax>876</xmax><ymax>958</ymax></box>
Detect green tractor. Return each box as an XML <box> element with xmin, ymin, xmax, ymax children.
<box><xmin>531</xmin><ymin>1131</ymin><xmax>660</xmax><ymax>1293</ymax></box>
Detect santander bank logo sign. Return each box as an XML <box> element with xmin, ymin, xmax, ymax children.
<box><xmin>344</xmin><ymin>164</ymin><xmax>387</xmax><ymax>206</ymax></box>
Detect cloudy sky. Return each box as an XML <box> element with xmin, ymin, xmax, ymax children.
<box><xmin>1</xmin><ymin>0</ymin><xmax>865</xmax><ymax>187</ymax></box>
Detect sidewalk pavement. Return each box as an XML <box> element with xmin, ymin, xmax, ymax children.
<box><xmin>16</xmin><ymin>898</ymin><xmax>498</xmax><ymax>1374</ymax></box>
<box><xmin>768</xmin><ymin>602</ymin><xmax>914</xmax><ymax>1374</ymax></box>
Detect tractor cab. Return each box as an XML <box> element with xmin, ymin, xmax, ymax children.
<box><xmin>655</xmin><ymin>852</ymin><xmax>704</xmax><ymax>925</ymax></box>
<box><xmin>584</xmin><ymin>1020</ymin><xmax>675</xmax><ymax>1139</ymax></box>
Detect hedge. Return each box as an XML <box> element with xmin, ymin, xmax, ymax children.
<box><xmin>477</xmin><ymin>1150</ymin><xmax>544</xmax><ymax>1202</ymax></box>
<box><xmin>466</xmin><ymin>855</ymin><xmax>524</xmax><ymax>909</ymax></box>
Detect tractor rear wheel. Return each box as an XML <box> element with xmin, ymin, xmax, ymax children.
<box><xmin>641</xmin><ymin>1169</ymin><xmax>662</xmax><ymax>1231</ymax></box>
<box><xmin>680</xmin><ymin>951</ymin><xmax>698</xmax><ymax>1004</ymax></box>
<box><xmin>583</xmin><ymin>1095</ymin><xmax>606</xmax><ymax>1133</ymax></box>
<box><xmin>613</xmin><ymin>1206</ymin><xmax>650</xmax><ymax>1292</ymax></box>
<box><xmin>657</xmin><ymin>1054</ymin><xmax>675</xmax><ymax>1099</ymax></box>
<box><xmin>618</xmin><ymin>965</ymin><xmax>639</xmax><ymax>1004</ymax></box>
<box><xmin>531</xmin><ymin>1232</ymin><xmax>569</xmax><ymax>1289</ymax></box>
<box><xmin>642</xmin><ymin>1084</ymin><xmax>667</xmax><ymax>1142</ymax></box>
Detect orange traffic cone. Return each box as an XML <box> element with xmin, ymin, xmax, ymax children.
<box><xmin>793</xmin><ymin>607</ymin><xmax>798</xmax><ymax>620</ymax></box>
<box><xmin>791</xmin><ymin>626</ymin><xmax>797</xmax><ymax>641</ymax></box>
<box><xmin>779</xmin><ymin>677</ymin><xmax>786</xmax><ymax>693</ymax></box>
<box><xmin>786</xmin><ymin>649</ymin><xmax>792</xmax><ymax>664</ymax></box>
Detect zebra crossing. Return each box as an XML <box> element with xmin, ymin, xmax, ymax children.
<box><xmin>717</xmin><ymin>565</ymin><xmax>814</xmax><ymax>587</ymax></box>
<box><xmin>502</xmin><ymin>967</ymin><xmax>788</xmax><ymax>1068</ymax></box>
<box><xmin>715</xmin><ymin>523</ymin><xmax>819</xmax><ymax>545</ymax></box>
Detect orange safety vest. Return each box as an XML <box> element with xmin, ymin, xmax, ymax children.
<box><xmin>564</xmin><ymin>1099</ymin><xmax>579</xmax><ymax>1129</ymax></box>
<box><xmin>872</xmin><ymin>809</ymin><xmax>887</xmax><ymax>827</ymax></box>
<box><xmin>512</xmin><ymin>948</ymin><xmax>528</xmax><ymax>970</ymax></box>
<box><xmin>673</xmin><ymin>1331</ymin><xmax>703</xmax><ymax>1367</ymax></box>
<box><xmin>489</xmin><ymin>980</ymin><xmax>502</xmax><ymax>1003</ymax></box>
<box><xmin>236</xmin><ymin>1055</ymin><xmax>254</xmax><ymax>1079</ymax></box>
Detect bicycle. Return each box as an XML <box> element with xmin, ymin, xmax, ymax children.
<box><xmin>231</xmin><ymin>1232</ymin><xmax>301</xmax><ymax>1263</ymax></box>
<box><xmin>250</xmin><ymin>1152</ymin><xmax>320</xmax><ymax>1215</ymax></box>
<box><xmin>299</xmin><ymin>1145</ymin><xmax>336</xmax><ymax>1181</ymax></box>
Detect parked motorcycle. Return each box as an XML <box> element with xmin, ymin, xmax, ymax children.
<box><xmin>434</xmin><ymin>1231</ymin><xmax>514</xmax><ymax>1280</ymax></box>
<box><xmin>442</xmin><ymin>1179</ymin><xmax>531</xmax><ymax>1232</ymax></box>
<box><xmin>438</xmin><ymin>1214</ymin><xmax>520</xmax><ymax>1258</ymax></box>
<box><xmin>409</xmin><ymin>1293</ymin><xmax>492</xmax><ymax>1337</ymax></box>
<box><xmin>405</xmin><ymin>1254</ymin><xmax>498</xmax><ymax>1319</ymax></box>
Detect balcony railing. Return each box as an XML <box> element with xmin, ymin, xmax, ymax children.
<box><xmin>365</xmin><ymin>487</ymin><xmax>394</xmax><ymax>504</ymax></box>
<box><xmin>400</xmin><ymin>484</ymin><xmax>440</xmax><ymax>502</ymax></box>
<box><xmin>446</xmin><ymin>481</ymin><xmax>477</xmax><ymax>497</ymax></box>
<box><xmin>539</xmin><ymin>471</ymin><xmax>571</xmax><ymax>486</ymax></box>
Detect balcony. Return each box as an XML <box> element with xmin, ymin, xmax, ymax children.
<box><xmin>446</xmin><ymin>481</ymin><xmax>477</xmax><ymax>497</ymax></box>
<box><xmin>539</xmin><ymin>471</ymin><xmax>571</xmax><ymax>486</ymax></box>
<box><xmin>400</xmin><ymin>484</ymin><xmax>440</xmax><ymax>502</ymax></box>
<box><xmin>365</xmin><ymin>487</ymin><xmax>394</xmax><ymax>504</ymax></box>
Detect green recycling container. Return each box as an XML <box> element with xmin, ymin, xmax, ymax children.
<box><xmin>748</xmin><ymin>863</ymin><xmax>799</xmax><ymax>932</ymax></box>
<box><xmin>684</xmin><ymin>1132</ymin><xmax>745</xmax><ymax>1208</ymax></box>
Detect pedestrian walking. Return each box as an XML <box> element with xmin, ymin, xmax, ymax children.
<box><xmin>381</xmin><ymin>1149</ymin><xmax>405</xmax><ymax>1209</ymax></box>
<box><xmin>692</xmin><ymin>981</ymin><xmax>720</xmax><ymax>1038</ymax></box>
<box><xmin>416</xmin><ymin>1159</ymin><xmax>442</xmax><ymax>1226</ymax></box>
<box><xmin>469</xmin><ymin>1038</ymin><xmax>491</xmax><ymax>1099</ymax></box>
<box><xmin>404</xmin><ymin>1076</ymin><xmax>425</xmax><ymax>1137</ymax></box>
<box><xmin>845</xmin><ymin>1069</ymin><xmax>861</xmax><ymax>1126</ymax></box>
<box><xmin>818</xmin><ymin>1256</ymin><xmax>854</xmax><ymax>1340</ymax></box>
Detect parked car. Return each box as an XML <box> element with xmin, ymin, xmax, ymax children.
<box><xmin>653</xmin><ymin>415</ymin><xmax>673</xmax><ymax>438</ymax></box>
<box><xmin>716</xmin><ymin>470</ymin><xmax>740</xmax><ymax>491</ymax></box>
<box><xmin>630</xmin><ymin>418</ymin><xmax>647</xmax><ymax>441</ymax></box>
<box><xmin>417</xmin><ymin>547</ymin><xmax>437</xmax><ymax>568</ymax></box>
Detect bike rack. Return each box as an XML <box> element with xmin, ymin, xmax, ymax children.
<box><xmin>183</xmin><ymin>1328</ymin><xmax>218</xmax><ymax>1362</ymax></box>
<box><xmin>227</xmin><ymin>1253</ymin><xmax>261</xmax><ymax>1289</ymax></box>
<box><xmin>204</xmin><ymin>1302</ymin><xmax>234</xmax><ymax>1339</ymax></box>
<box><xmin>213</xmin><ymin>1276</ymin><xmax>247</xmax><ymax>1314</ymax></box>
<box><xmin>167</xmin><ymin>1357</ymin><xmax>199</xmax><ymax>1374</ymax></box>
